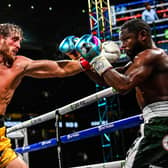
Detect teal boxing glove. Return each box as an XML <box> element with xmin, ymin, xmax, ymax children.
<box><xmin>75</xmin><ymin>34</ymin><xmax>117</xmax><ymax>76</ymax></box>
<box><xmin>59</xmin><ymin>35</ymin><xmax>79</xmax><ymax>57</ymax></box>
<box><xmin>75</xmin><ymin>34</ymin><xmax>101</xmax><ymax>62</ymax></box>
<box><xmin>59</xmin><ymin>35</ymin><xmax>93</xmax><ymax>71</ymax></box>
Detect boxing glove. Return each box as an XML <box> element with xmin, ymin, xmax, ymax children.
<box><xmin>91</xmin><ymin>41</ymin><xmax>120</xmax><ymax>76</ymax></box>
<box><xmin>75</xmin><ymin>34</ymin><xmax>101</xmax><ymax>62</ymax></box>
<box><xmin>59</xmin><ymin>35</ymin><xmax>92</xmax><ymax>71</ymax></box>
<box><xmin>59</xmin><ymin>35</ymin><xmax>80</xmax><ymax>58</ymax></box>
<box><xmin>100</xmin><ymin>40</ymin><xmax>120</xmax><ymax>63</ymax></box>
<box><xmin>76</xmin><ymin>34</ymin><xmax>120</xmax><ymax>76</ymax></box>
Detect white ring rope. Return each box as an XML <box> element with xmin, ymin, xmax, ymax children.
<box><xmin>7</xmin><ymin>87</ymin><xmax>117</xmax><ymax>133</ymax></box>
<box><xmin>72</xmin><ymin>160</ymin><xmax>125</xmax><ymax>168</ymax></box>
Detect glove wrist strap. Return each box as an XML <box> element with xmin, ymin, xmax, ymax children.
<box><xmin>79</xmin><ymin>57</ymin><xmax>91</xmax><ymax>71</ymax></box>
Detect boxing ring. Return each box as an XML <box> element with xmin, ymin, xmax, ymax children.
<box><xmin>6</xmin><ymin>87</ymin><xmax>144</xmax><ymax>168</ymax></box>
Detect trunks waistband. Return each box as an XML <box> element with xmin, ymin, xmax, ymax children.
<box><xmin>142</xmin><ymin>101</ymin><xmax>168</xmax><ymax>122</ymax></box>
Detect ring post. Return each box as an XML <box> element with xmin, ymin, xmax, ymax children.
<box><xmin>55</xmin><ymin>110</ymin><xmax>63</xmax><ymax>168</ymax></box>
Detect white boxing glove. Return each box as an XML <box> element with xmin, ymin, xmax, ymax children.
<box><xmin>91</xmin><ymin>40</ymin><xmax>120</xmax><ymax>76</ymax></box>
<box><xmin>100</xmin><ymin>40</ymin><xmax>120</xmax><ymax>63</ymax></box>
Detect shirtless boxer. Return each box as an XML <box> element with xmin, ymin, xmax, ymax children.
<box><xmin>78</xmin><ymin>19</ymin><xmax>168</xmax><ymax>167</ymax></box>
<box><xmin>0</xmin><ymin>23</ymin><xmax>89</xmax><ymax>168</ymax></box>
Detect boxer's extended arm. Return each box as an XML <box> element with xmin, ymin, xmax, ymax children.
<box><xmin>24</xmin><ymin>59</ymin><xmax>82</xmax><ymax>78</ymax></box>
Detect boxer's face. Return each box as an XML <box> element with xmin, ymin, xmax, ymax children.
<box><xmin>0</xmin><ymin>32</ymin><xmax>22</xmax><ymax>65</ymax></box>
<box><xmin>120</xmin><ymin>28</ymin><xmax>145</xmax><ymax>59</ymax></box>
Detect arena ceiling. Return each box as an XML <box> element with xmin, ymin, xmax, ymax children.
<box><xmin>0</xmin><ymin>0</ymin><xmax>132</xmax><ymax>47</ymax></box>
<box><xmin>0</xmin><ymin>1</ymin><xmax>90</xmax><ymax>49</ymax></box>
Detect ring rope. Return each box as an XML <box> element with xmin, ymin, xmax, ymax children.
<box><xmin>7</xmin><ymin>87</ymin><xmax>117</xmax><ymax>133</ymax></box>
<box><xmin>14</xmin><ymin>114</ymin><xmax>143</xmax><ymax>154</ymax></box>
<box><xmin>72</xmin><ymin>160</ymin><xmax>125</xmax><ymax>168</ymax></box>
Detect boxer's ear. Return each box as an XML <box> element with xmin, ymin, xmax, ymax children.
<box><xmin>138</xmin><ymin>29</ymin><xmax>148</xmax><ymax>41</ymax></box>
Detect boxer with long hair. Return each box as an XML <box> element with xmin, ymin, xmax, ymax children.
<box><xmin>0</xmin><ymin>23</ymin><xmax>89</xmax><ymax>168</ymax></box>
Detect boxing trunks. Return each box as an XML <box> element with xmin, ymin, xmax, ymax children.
<box><xmin>124</xmin><ymin>101</ymin><xmax>168</xmax><ymax>168</ymax></box>
<box><xmin>0</xmin><ymin>115</ymin><xmax>17</xmax><ymax>168</ymax></box>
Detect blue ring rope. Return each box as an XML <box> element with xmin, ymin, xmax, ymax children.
<box><xmin>15</xmin><ymin>114</ymin><xmax>143</xmax><ymax>154</ymax></box>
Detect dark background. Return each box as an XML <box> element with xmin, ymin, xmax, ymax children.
<box><xmin>1</xmin><ymin>0</ymin><xmax>142</xmax><ymax>167</ymax></box>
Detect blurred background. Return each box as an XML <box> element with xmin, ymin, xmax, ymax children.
<box><xmin>1</xmin><ymin>0</ymin><xmax>168</xmax><ymax>167</ymax></box>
